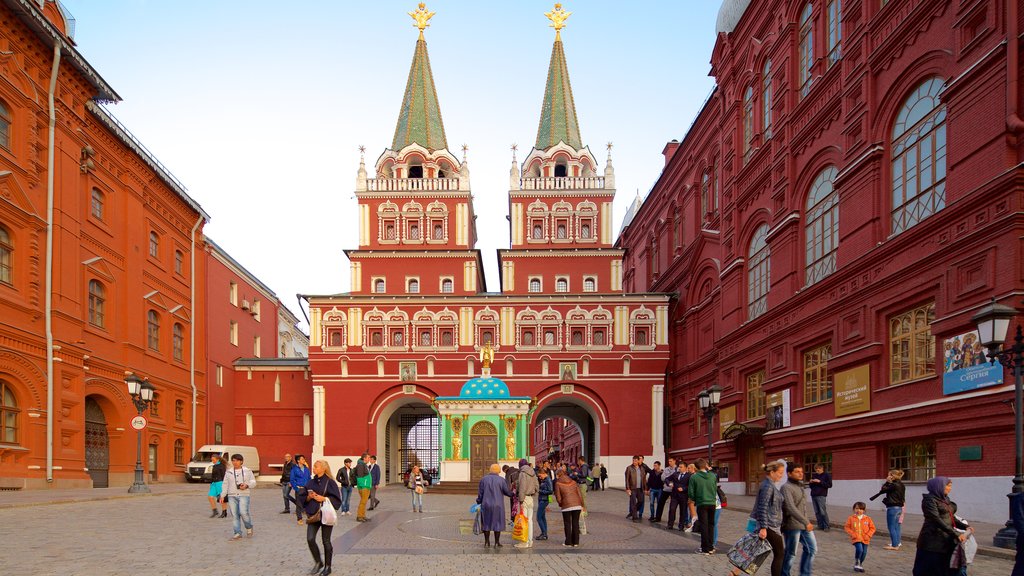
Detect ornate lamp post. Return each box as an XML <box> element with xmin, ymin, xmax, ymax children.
<box><xmin>125</xmin><ymin>374</ymin><xmax>155</xmax><ymax>494</ymax></box>
<box><xmin>972</xmin><ymin>299</ymin><xmax>1020</xmax><ymax>548</ymax></box>
<box><xmin>696</xmin><ymin>385</ymin><xmax>723</xmax><ymax>465</ymax></box>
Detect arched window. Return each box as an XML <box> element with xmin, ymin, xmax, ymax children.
<box><xmin>149</xmin><ymin>231</ymin><xmax>159</xmax><ymax>258</ymax></box>
<box><xmin>90</xmin><ymin>189</ymin><xmax>105</xmax><ymax>221</ymax></box>
<box><xmin>826</xmin><ymin>0</ymin><xmax>842</xmax><ymax>66</ymax></box>
<box><xmin>408</xmin><ymin>279</ymin><xmax>419</xmax><ymax>293</ymax></box>
<box><xmin>522</xmin><ymin>331</ymin><xmax>535</xmax><ymax>346</ymax></box>
<box><xmin>1</xmin><ymin>380</ymin><xmax>18</xmax><ymax>444</ymax></box>
<box><xmin>174</xmin><ymin>399</ymin><xmax>184</xmax><ymax>422</ymax></box>
<box><xmin>0</xmin><ymin>100</ymin><xmax>10</xmax><ymax>149</ymax></box>
<box><xmin>892</xmin><ymin>77</ymin><xmax>947</xmax><ymax>235</ymax></box>
<box><xmin>433</xmin><ymin>223</ymin><xmax>444</xmax><ymax>239</ymax></box>
<box><xmin>172</xmin><ymin>323</ymin><xmax>184</xmax><ymax>361</ymax></box>
<box><xmin>762</xmin><ymin>60</ymin><xmax>773</xmax><ymax>139</ymax></box>
<box><xmin>371</xmin><ymin>331</ymin><xmax>383</xmax><ymax>346</ymax></box>
<box><xmin>635</xmin><ymin>329</ymin><xmax>648</xmax><ymax>346</ymax></box>
<box><xmin>441</xmin><ymin>330</ymin><xmax>453</xmax><ymax>346</ymax></box>
<box><xmin>529</xmin><ymin>278</ymin><xmax>541</xmax><ymax>293</ymax></box>
<box><xmin>392</xmin><ymin>331</ymin><xmax>404</xmax><ymax>346</ymax></box>
<box><xmin>554</xmin><ymin>163</ymin><xmax>568</xmax><ymax>178</ymax></box>
<box><xmin>748</xmin><ymin>224</ymin><xmax>770</xmax><ymax>320</ymax></box>
<box><xmin>805</xmin><ymin>166</ymin><xmax>839</xmax><ymax>285</ymax></box>
<box><xmin>571</xmin><ymin>330</ymin><xmax>584</xmax><ymax>346</ymax></box>
<box><xmin>408</xmin><ymin>221</ymin><xmax>420</xmax><ymax>240</ymax></box>
<box><xmin>544</xmin><ymin>330</ymin><xmax>556</xmax><ymax>346</ymax></box>
<box><xmin>0</xmin><ymin>225</ymin><xmax>12</xmax><ymax>285</ymax></box>
<box><xmin>420</xmin><ymin>330</ymin><xmax>431</xmax><ymax>346</ymax></box>
<box><xmin>556</xmin><ymin>278</ymin><xmax>568</xmax><ymax>293</ymax></box>
<box><xmin>441</xmin><ymin>278</ymin><xmax>453</xmax><ymax>293</ymax></box>
<box><xmin>374</xmin><ymin>279</ymin><xmax>386</xmax><ymax>293</ymax></box>
<box><xmin>743</xmin><ymin>86</ymin><xmax>754</xmax><ymax>163</ymax></box>
<box><xmin>329</xmin><ymin>331</ymin><xmax>342</xmax><ymax>346</ymax></box>
<box><xmin>532</xmin><ymin>223</ymin><xmax>544</xmax><ymax>239</ymax></box>
<box><xmin>701</xmin><ymin>171</ymin><xmax>711</xmax><ymax>221</ymax></box>
<box><xmin>147</xmin><ymin>310</ymin><xmax>160</xmax><ymax>350</ymax></box>
<box><xmin>799</xmin><ymin>4</ymin><xmax>814</xmax><ymax>97</ymax></box>
<box><xmin>88</xmin><ymin>280</ymin><xmax>105</xmax><ymax>328</ymax></box>
<box><xmin>593</xmin><ymin>330</ymin><xmax>605</xmax><ymax>346</ymax></box>
<box><xmin>556</xmin><ymin>223</ymin><xmax>567</xmax><ymax>239</ymax></box>
<box><xmin>174</xmin><ymin>438</ymin><xmax>184</xmax><ymax>464</ymax></box>
<box><xmin>580</xmin><ymin>222</ymin><xmax>591</xmax><ymax>239</ymax></box>
<box><xmin>583</xmin><ymin>278</ymin><xmax>596</xmax><ymax>292</ymax></box>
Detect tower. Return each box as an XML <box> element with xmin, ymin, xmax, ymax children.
<box><xmin>350</xmin><ymin>3</ymin><xmax>484</xmax><ymax>297</ymax></box>
<box><xmin>500</xmin><ymin>3</ymin><xmax>622</xmax><ymax>296</ymax></box>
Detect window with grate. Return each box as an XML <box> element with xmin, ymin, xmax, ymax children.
<box><xmin>392</xmin><ymin>331</ymin><xmax>404</xmax><ymax>347</ymax></box>
<box><xmin>583</xmin><ymin>277</ymin><xmax>596</xmax><ymax>292</ymax></box>
<box><xmin>571</xmin><ymin>330</ymin><xmax>584</xmax><ymax>346</ymax></box>
<box><xmin>440</xmin><ymin>330</ymin><xmax>453</xmax><ymax>346</ymax></box>
<box><xmin>433</xmin><ymin>223</ymin><xmax>444</xmax><ymax>239</ymax></box>
<box><xmin>892</xmin><ymin>77</ymin><xmax>946</xmax><ymax>235</ymax></box>
<box><xmin>556</xmin><ymin>278</ymin><xmax>568</xmax><ymax>293</ymax></box>
<box><xmin>889</xmin><ymin>302</ymin><xmax>936</xmax><ymax>384</ymax></box>
<box><xmin>420</xmin><ymin>330</ymin><xmax>431</xmax><ymax>346</ymax></box>
<box><xmin>803</xmin><ymin>343</ymin><xmax>833</xmax><ymax>405</ymax></box>
<box><xmin>408</xmin><ymin>279</ymin><xmax>419</xmax><ymax>293</ymax></box>
<box><xmin>805</xmin><ymin>166</ymin><xmax>839</xmax><ymax>285</ymax></box>
<box><xmin>747</xmin><ymin>370</ymin><xmax>766</xmax><ymax>420</ymax></box>
<box><xmin>529</xmin><ymin>278</ymin><xmax>541</xmax><ymax>293</ymax></box>
<box><xmin>580</xmin><ymin>221</ymin><xmax>591</xmax><ymax>239</ymax></box>
<box><xmin>593</xmin><ymin>330</ymin><xmax>605</xmax><ymax>346</ymax></box>
<box><xmin>888</xmin><ymin>440</ymin><xmax>936</xmax><ymax>482</ymax></box>
<box><xmin>374</xmin><ymin>279</ymin><xmax>386</xmax><ymax>293</ymax></box>
<box><xmin>532</xmin><ymin>221</ymin><xmax>544</xmax><ymax>239</ymax></box>
<box><xmin>400</xmin><ymin>414</ymin><xmax>440</xmax><ymax>478</ymax></box>
<box><xmin>441</xmin><ymin>278</ymin><xmax>453</xmax><ymax>293</ymax></box>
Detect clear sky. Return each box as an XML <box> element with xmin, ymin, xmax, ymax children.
<box><xmin>60</xmin><ymin>0</ymin><xmax>720</xmax><ymax>326</ymax></box>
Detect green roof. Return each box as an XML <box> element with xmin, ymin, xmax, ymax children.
<box><xmin>392</xmin><ymin>37</ymin><xmax>448</xmax><ymax>152</ymax></box>
<box><xmin>535</xmin><ymin>36</ymin><xmax>582</xmax><ymax>151</ymax></box>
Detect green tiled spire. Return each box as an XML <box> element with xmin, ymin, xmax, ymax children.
<box><xmin>392</xmin><ymin>36</ymin><xmax>448</xmax><ymax>152</ymax></box>
<box><xmin>535</xmin><ymin>35</ymin><xmax>582</xmax><ymax>151</ymax></box>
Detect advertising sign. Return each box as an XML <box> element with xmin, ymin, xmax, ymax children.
<box><xmin>942</xmin><ymin>330</ymin><xmax>1003</xmax><ymax>395</ymax></box>
<box><xmin>834</xmin><ymin>365</ymin><xmax>871</xmax><ymax>417</ymax></box>
<box><xmin>765</xmin><ymin>389</ymin><xmax>790</xmax><ymax>430</ymax></box>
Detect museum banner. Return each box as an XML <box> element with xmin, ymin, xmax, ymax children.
<box><xmin>942</xmin><ymin>330</ymin><xmax>1003</xmax><ymax>395</ymax></box>
<box><xmin>834</xmin><ymin>364</ymin><xmax>871</xmax><ymax>417</ymax></box>
<box><xmin>765</xmin><ymin>389</ymin><xmax>790</xmax><ymax>430</ymax></box>
<box><xmin>719</xmin><ymin>405</ymin><xmax>736</xmax><ymax>437</ymax></box>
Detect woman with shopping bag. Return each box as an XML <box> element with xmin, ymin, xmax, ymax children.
<box><xmin>728</xmin><ymin>461</ymin><xmax>786</xmax><ymax>576</ymax></box>
<box><xmin>304</xmin><ymin>460</ymin><xmax>342</xmax><ymax>576</ymax></box>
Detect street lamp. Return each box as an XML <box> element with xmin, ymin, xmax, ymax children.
<box><xmin>125</xmin><ymin>373</ymin><xmax>155</xmax><ymax>494</ymax></box>
<box><xmin>697</xmin><ymin>384</ymin><xmax>723</xmax><ymax>466</ymax></box>
<box><xmin>972</xmin><ymin>299</ymin><xmax>1020</xmax><ymax>549</ymax></box>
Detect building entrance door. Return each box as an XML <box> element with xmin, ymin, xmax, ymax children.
<box><xmin>84</xmin><ymin>397</ymin><xmax>109</xmax><ymax>488</ymax></box>
<box><xmin>470</xmin><ymin>421</ymin><xmax>497</xmax><ymax>482</ymax></box>
<box><xmin>745</xmin><ymin>445</ymin><xmax>765</xmax><ymax>495</ymax></box>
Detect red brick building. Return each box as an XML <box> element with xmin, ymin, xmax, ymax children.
<box><xmin>618</xmin><ymin>0</ymin><xmax>1023</xmax><ymax>523</ymax></box>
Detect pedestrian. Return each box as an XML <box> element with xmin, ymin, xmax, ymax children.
<box><xmin>207</xmin><ymin>453</ymin><xmax>228</xmax><ymax>518</ymax></box>
<box><xmin>600</xmin><ymin>461</ymin><xmax>608</xmax><ymax>490</ymax></box>
<box><xmin>780</xmin><ymin>462</ymin><xmax>816</xmax><ymax>576</ymax></box>
<box><xmin>868</xmin><ymin>469</ymin><xmax>906</xmax><ymax>550</ymax></box>
<box><xmin>624</xmin><ymin>454</ymin><xmax>648</xmax><ymax>523</ymax></box>
<box><xmin>554</xmin><ymin>469</ymin><xmax>585</xmax><ymax>547</ymax></box>
<box><xmin>477</xmin><ymin>463</ymin><xmax>513</xmax><ymax>547</ymax></box>
<box><xmin>354</xmin><ymin>452</ymin><xmax>373</xmax><ymax>522</ymax></box>
<box><xmin>303</xmin><ymin>459</ymin><xmax>341</xmax><ymax>576</ymax></box>
<box><xmin>220</xmin><ymin>453</ymin><xmax>256</xmax><ymax>541</ymax></box>
<box><xmin>714</xmin><ymin>471</ymin><xmax>727</xmax><ymax>545</ymax></box>
<box><xmin>686</xmin><ymin>462</ymin><xmax>698</xmax><ymax>531</ymax></box>
<box><xmin>504</xmin><ymin>463</ymin><xmax>521</xmax><ymax>522</ymax></box>
<box><xmin>653</xmin><ymin>457</ymin><xmax>676</xmax><ymax>522</ymax></box>
<box><xmin>575</xmin><ymin>456</ymin><xmax>590</xmax><ymax>507</ymax></box>
<box><xmin>911</xmin><ymin>477</ymin><xmax>973</xmax><ymax>576</ymax></box>
<box><xmin>844</xmin><ymin>501</ymin><xmax>876</xmax><ymax>573</ymax></box>
<box><xmin>279</xmin><ymin>453</ymin><xmax>295</xmax><ymax>514</ymax></box>
<box><xmin>667</xmin><ymin>460</ymin><xmax>689</xmax><ymax>530</ymax></box>
<box><xmin>537</xmin><ymin>467</ymin><xmax>553</xmax><ymax>541</ymax></box>
<box><xmin>753</xmin><ymin>460</ymin><xmax>787</xmax><ymax>576</ymax></box>
<box><xmin>515</xmin><ymin>458</ymin><xmax>539</xmax><ymax>548</ymax></box>
<box><xmin>335</xmin><ymin>458</ymin><xmax>354</xmax><ymax>516</ymax></box>
<box><xmin>688</xmin><ymin>458</ymin><xmax>719</xmax><ymax>555</ymax></box>
<box><xmin>590</xmin><ymin>462</ymin><xmax>603</xmax><ymax>491</ymax></box>
<box><xmin>809</xmin><ymin>463</ymin><xmax>831</xmax><ymax>532</ymax></box>
<box><xmin>647</xmin><ymin>461</ymin><xmax>664</xmax><ymax>521</ymax></box>
<box><xmin>407</xmin><ymin>464</ymin><xmax>426</xmax><ymax>513</ymax></box>
<box><xmin>368</xmin><ymin>455</ymin><xmax>381</xmax><ymax>510</ymax></box>
<box><xmin>290</xmin><ymin>455</ymin><xmax>312</xmax><ymax>525</ymax></box>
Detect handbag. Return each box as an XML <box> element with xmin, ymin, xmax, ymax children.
<box><xmin>727</xmin><ymin>532</ymin><xmax>774</xmax><ymax>575</ymax></box>
<box><xmin>305</xmin><ymin>509</ymin><xmax>322</xmax><ymax>524</ymax></box>
<box><xmin>512</xmin><ymin>512</ymin><xmax>528</xmax><ymax>542</ymax></box>
<box><xmin>321</xmin><ymin>500</ymin><xmax>338</xmax><ymax>526</ymax></box>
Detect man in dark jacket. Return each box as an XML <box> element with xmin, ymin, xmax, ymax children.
<box><xmin>653</xmin><ymin>457</ymin><xmax>676</xmax><ymax>522</ymax></box>
<box><xmin>335</xmin><ymin>458</ymin><xmax>355</xmax><ymax>515</ymax></box>
<box><xmin>355</xmin><ymin>453</ymin><xmax>372</xmax><ymax>522</ymax></box>
<box><xmin>625</xmin><ymin>455</ymin><xmax>648</xmax><ymax>523</ymax></box>
<box><xmin>647</xmin><ymin>461</ymin><xmax>664</xmax><ymax>521</ymax></box>
<box><xmin>279</xmin><ymin>453</ymin><xmax>295</xmax><ymax>514</ymax></box>
<box><xmin>667</xmin><ymin>461</ymin><xmax>690</xmax><ymax>530</ymax></box>
<box><xmin>368</xmin><ymin>455</ymin><xmax>381</xmax><ymax>509</ymax></box>
<box><xmin>809</xmin><ymin>463</ymin><xmax>832</xmax><ymax>531</ymax></box>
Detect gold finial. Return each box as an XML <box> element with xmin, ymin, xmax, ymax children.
<box><xmin>461</xmin><ymin>143</ymin><xmax>469</xmax><ymax>162</ymax></box>
<box><xmin>545</xmin><ymin>3</ymin><xmax>572</xmax><ymax>40</ymax></box>
<box><xmin>511</xmin><ymin>143</ymin><xmax>518</xmax><ymax>162</ymax></box>
<box><xmin>409</xmin><ymin>3</ymin><xmax>435</xmax><ymax>40</ymax></box>
<box><xmin>358</xmin><ymin>144</ymin><xmax>366</xmax><ymax>158</ymax></box>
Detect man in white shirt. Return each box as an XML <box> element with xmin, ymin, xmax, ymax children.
<box><xmin>220</xmin><ymin>453</ymin><xmax>256</xmax><ymax>541</ymax></box>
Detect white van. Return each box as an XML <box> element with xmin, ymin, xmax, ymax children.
<box><xmin>184</xmin><ymin>445</ymin><xmax>260</xmax><ymax>483</ymax></box>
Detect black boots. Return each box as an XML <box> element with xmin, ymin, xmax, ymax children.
<box><xmin>210</xmin><ymin>509</ymin><xmax>218</xmax><ymax>518</ymax></box>
<box><xmin>220</xmin><ymin>510</ymin><xmax>228</xmax><ymax>518</ymax></box>
<box><xmin>308</xmin><ymin>562</ymin><xmax>323</xmax><ymax>575</ymax></box>
<box><xmin>319</xmin><ymin>561</ymin><xmax>332</xmax><ymax>576</ymax></box>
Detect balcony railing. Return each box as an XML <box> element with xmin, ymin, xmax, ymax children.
<box><xmin>520</xmin><ymin>176</ymin><xmax>606</xmax><ymax>190</ymax></box>
<box><xmin>365</xmin><ymin>177</ymin><xmax>463</xmax><ymax>192</ymax></box>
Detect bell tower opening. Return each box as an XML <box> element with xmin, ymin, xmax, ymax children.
<box><xmin>554</xmin><ymin>163</ymin><xmax>568</xmax><ymax>178</ymax></box>
<box><xmin>408</xmin><ymin>164</ymin><xmax>424</xmax><ymax>178</ymax></box>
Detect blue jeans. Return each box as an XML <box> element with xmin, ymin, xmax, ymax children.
<box><xmin>228</xmin><ymin>495</ymin><xmax>253</xmax><ymax>536</ymax></box>
<box><xmin>854</xmin><ymin>542</ymin><xmax>868</xmax><ymax>565</ymax></box>
<box><xmin>538</xmin><ymin>496</ymin><xmax>549</xmax><ymax>535</ymax></box>
<box><xmin>782</xmin><ymin>529</ymin><xmax>817</xmax><ymax>576</ymax></box>
<box><xmin>714</xmin><ymin>508</ymin><xmax>721</xmax><ymax>544</ymax></box>
<box><xmin>411</xmin><ymin>489</ymin><xmax>423</xmax><ymax>510</ymax></box>
<box><xmin>648</xmin><ymin>489</ymin><xmax>662</xmax><ymax>518</ymax></box>
<box><xmin>811</xmin><ymin>495</ymin><xmax>830</xmax><ymax>529</ymax></box>
<box><xmin>281</xmin><ymin>482</ymin><xmax>292</xmax><ymax>511</ymax></box>
<box><xmin>340</xmin><ymin>485</ymin><xmax>352</xmax><ymax>512</ymax></box>
<box><xmin>886</xmin><ymin>506</ymin><xmax>902</xmax><ymax>546</ymax></box>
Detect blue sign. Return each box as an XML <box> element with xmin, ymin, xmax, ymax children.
<box><xmin>942</xmin><ymin>360</ymin><xmax>1003</xmax><ymax>395</ymax></box>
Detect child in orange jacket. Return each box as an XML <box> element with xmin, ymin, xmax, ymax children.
<box><xmin>844</xmin><ymin>501</ymin><xmax>877</xmax><ymax>573</ymax></box>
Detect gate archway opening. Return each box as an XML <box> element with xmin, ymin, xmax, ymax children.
<box><xmin>531</xmin><ymin>395</ymin><xmax>602</xmax><ymax>468</ymax></box>
<box><xmin>377</xmin><ymin>398</ymin><xmax>439</xmax><ymax>485</ymax></box>
<box><xmin>84</xmin><ymin>396</ymin><xmax>110</xmax><ymax>488</ymax></box>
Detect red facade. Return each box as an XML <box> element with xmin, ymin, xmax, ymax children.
<box><xmin>618</xmin><ymin>0</ymin><xmax>1024</xmax><ymax>523</ymax></box>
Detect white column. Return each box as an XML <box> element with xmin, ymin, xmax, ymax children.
<box><xmin>651</xmin><ymin>384</ymin><xmax>665</xmax><ymax>459</ymax></box>
<box><xmin>312</xmin><ymin>385</ymin><xmax>326</xmax><ymax>461</ymax></box>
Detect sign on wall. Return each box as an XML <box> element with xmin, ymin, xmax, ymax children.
<box><xmin>942</xmin><ymin>330</ymin><xmax>1003</xmax><ymax>395</ymax></box>
<box><xmin>834</xmin><ymin>365</ymin><xmax>871</xmax><ymax>417</ymax></box>
<box><xmin>718</xmin><ymin>405</ymin><xmax>736</xmax><ymax>437</ymax></box>
<box><xmin>765</xmin><ymin>389</ymin><xmax>790</xmax><ymax>430</ymax></box>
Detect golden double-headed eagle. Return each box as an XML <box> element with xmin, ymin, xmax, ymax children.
<box><xmin>545</xmin><ymin>3</ymin><xmax>572</xmax><ymax>37</ymax></box>
<box><xmin>409</xmin><ymin>3</ymin><xmax>435</xmax><ymax>38</ymax></box>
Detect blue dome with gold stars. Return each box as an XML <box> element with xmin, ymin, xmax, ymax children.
<box><xmin>458</xmin><ymin>377</ymin><xmax>510</xmax><ymax>398</ymax></box>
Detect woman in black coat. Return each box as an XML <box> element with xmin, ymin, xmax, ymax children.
<box><xmin>304</xmin><ymin>460</ymin><xmax>342</xmax><ymax>576</ymax></box>
<box><xmin>912</xmin><ymin>476</ymin><xmax>972</xmax><ymax>576</ymax></box>
<box><xmin>868</xmin><ymin>469</ymin><xmax>906</xmax><ymax>549</ymax></box>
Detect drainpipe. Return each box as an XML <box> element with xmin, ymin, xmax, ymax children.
<box><xmin>189</xmin><ymin>216</ymin><xmax>203</xmax><ymax>456</ymax></box>
<box><xmin>1008</xmin><ymin>0</ymin><xmax>1024</xmax><ymax>135</ymax></box>
<box><xmin>45</xmin><ymin>42</ymin><xmax>62</xmax><ymax>484</ymax></box>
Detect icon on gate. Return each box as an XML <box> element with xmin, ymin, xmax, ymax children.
<box><xmin>130</xmin><ymin>415</ymin><xmax>148</xmax><ymax>431</ymax></box>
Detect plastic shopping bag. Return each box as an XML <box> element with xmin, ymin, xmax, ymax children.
<box><xmin>727</xmin><ymin>531</ymin><xmax>773</xmax><ymax>575</ymax></box>
<box><xmin>579</xmin><ymin>510</ymin><xmax>588</xmax><ymax>535</ymax></box>
<box><xmin>512</xmin><ymin>512</ymin><xmax>528</xmax><ymax>542</ymax></box>
<box><xmin>321</xmin><ymin>501</ymin><xmax>338</xmax><ymax>526</ymax></box>
<box><xmin>472</xmin><ymin>509</ymin><xmax>482</xmax><ymax>535</ymax></box>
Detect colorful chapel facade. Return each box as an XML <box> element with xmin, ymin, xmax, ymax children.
<box><xmin>304</xmin><ymin>6</ymin><xmax>670</xmax><ymax>486</ymax></box>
